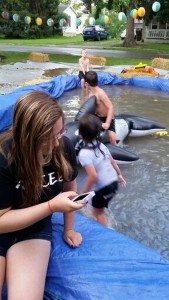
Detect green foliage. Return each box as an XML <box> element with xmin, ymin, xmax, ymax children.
<box><xmin>0</xmin><ymin>0</ymin><xmax>61</xmax><ymax>39</ymax></box>
<box><xmin>105</xmin><ymin>11</ymin><xmax>125</xmax><ymax>38</ymax></box>
<box><xmin>2</xmin><ymin>20</ymin><xmax>26</xmax><ymax>38</ymax></box>
<box><xmin>59</xmin><ymin>0</ymin><xmax>69</xmax><ymax>4</ymax></box>
<box><xmin>88</xmin><ymin>9</ymin><xmax>125</xmax><ymax>39</ymax></box>
<box><xmin>24</xmin><ymin>25</ymin><xmax>43</xmax><ymax>39</ymax></box>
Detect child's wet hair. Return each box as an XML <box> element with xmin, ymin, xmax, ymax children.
<box><xmin>81</xmin><ymin>49</ymin><xmax>87</xmax><ymax>54</ymax></box>
<box><xmin>85</xmin><ymin>71</ymin><xmax>98</xmax><ymax>87</ymax></box>
<box><xmin>78</xmin><ymin>114</ymin><xmax>102</xmax><ymax>143</ymax></box>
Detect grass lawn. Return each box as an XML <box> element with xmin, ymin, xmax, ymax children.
<box><xmin>0</xmin><ymin>35</ymin><xmax>168</xmax><ymax>66</ymax></box>
<box><xmin>0</xmin><ymin>51</ymin><xmax>152</xmax><ymax>66</ymax></box>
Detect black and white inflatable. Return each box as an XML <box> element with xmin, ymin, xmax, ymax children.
<box><xmin>64</xmin><ymin>96</ymin><xmax>166</xmax><ymax>164</ymax></box>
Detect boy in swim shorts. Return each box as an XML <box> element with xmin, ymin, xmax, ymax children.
<box><xmin>85</xmin><ymin>71</ymin><xmax>116</xmax><ymax>145</ymax></box>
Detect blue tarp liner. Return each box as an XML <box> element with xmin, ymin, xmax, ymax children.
<box><xmin>1</xmin><ymin>73</ymin><xmax>169</xmax><ymax>299</ymax></box>
<box><xmin>1</xmin><ymin>73</ymin><xmax>169</xmax><ymax>133</ymax></box>
<box><xmin>44</xmin><ymin>213</ymin><xmax>169</xmax><ymax>300</ymax></box>
<box><xmin>2</xmin><ymin>212</ymin><xmax>169</xmax><ymax>300</ymax></box>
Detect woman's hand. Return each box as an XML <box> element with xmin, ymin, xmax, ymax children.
<box><xmin>49</xmin><ymin>191</ymin><xmax>85</xmax><ymax>213</ymax></box>
<box><xmin>63</xmin><ymin>229</ymin><xmax>83</xmax><ymax>248</ymax></box>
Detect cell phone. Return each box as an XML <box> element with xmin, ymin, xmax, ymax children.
<box><xmin>73</xmin><ymin>191</ymin><xmax>95</xmax><ymax>204</ymax></box>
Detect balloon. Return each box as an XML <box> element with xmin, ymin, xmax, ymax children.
<box><xmin>104</xmin><ymin>15</ymin><xmax>110</xmax><ymax>25</ymax></box>
<box><xmin>24</xmin><ymin>16</ymin><xmax>31</xmax><ymax>25</ymax></box>
<box><xmin>152</xmin><ymin>1</ymin><xmax>161</xmax><ymax>12</ymax></box>
<box><xmin>59</xmin><ymin>19</ymin><xmax>67</xmax><ymax>27</ymax></box>
<box><xmin>47</xmin><ymin>18</ymin><xmax>54</xmax><ymax>27</ymax></box>
<box><xmin>13</xmin><ymin>14</ymin><xmax>20</xmax><ymax>22</ymax></box>
<box><xmin>137</xmin><ymin>7</ymin><xmax>145</xmax><ymax>17</ymax></box>
<box><xmin>76</xmin><ymin>18</ymin><xmax>81</xmax><ymax>27</ymax></box>
<box><xmin>89</xmin><ymin>17</ymin><xmax>95</xmax><ymax>26</ymax></box>
<box><xmin>100</xmin><ymin>15</ymin><xmax>110</xmax><ymax>25</ymax></box>
<box><xmin>1</xmin><ymin>11</ymin><xmax>9</xmax><ymax>20</ymax></box>
<box><xmin>36</xmin><ymin>17</ymin><xmax>43</xmax><ymax>26</ymax></box>
<box><xmin>118</xmin><ymin>12</ymin><xmax>127</xmax><ymax>22</ymax></box>
<box><xmin>130</xmin><ymin>9</ymin><xmax>138</xmax><ymax>19</ymax></box>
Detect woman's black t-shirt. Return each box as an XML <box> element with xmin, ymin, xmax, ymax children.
<box><xmin>0</xmin><ymin>136</ymin><xmax>78</xmax><ymax>210</ymax></box>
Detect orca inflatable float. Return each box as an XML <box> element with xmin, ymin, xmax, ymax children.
<box><xmin>64</xmin><ymin>121</ymin><xmax>139</xmax><ymax>164</ymax></box>
<box><xmin>64</xmin><ymin>96</ymin><xmax>166</xmax><ymax>164</ymax></box>
<box><xmin>74</xmin><ymin>96</ymin><xmax>166</xmax><ymax>140</ymax></box>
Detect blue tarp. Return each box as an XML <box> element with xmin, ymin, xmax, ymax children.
<box><xmin>1</xmin><ymin>73</ymin><xmax>169</xmax><ymax>133</ymax></box>
<box><xmin>3</xmin><ymin>212</ymin><xmax>169</xmax><ymax>300</ymax></box>
<box><xmin>44</xmin><ymin>213</ymin><xmax>169</xmax><ymax>300</ymax></box>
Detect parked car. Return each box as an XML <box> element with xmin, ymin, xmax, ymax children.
<box><xmin>121</xmin><ymin>29</ymin><xmax>136</xmax><ymax>40</ymax></box>
<box><xmin>82</xmin><ymin>25</ymin><xmax>109</xmax><ymax>41</ymax></box>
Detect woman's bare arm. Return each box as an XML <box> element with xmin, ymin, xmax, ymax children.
<box><xmin>0</xmin><ymin>191</ymin><xmax>84</xmax><ymax>234</ymax></box>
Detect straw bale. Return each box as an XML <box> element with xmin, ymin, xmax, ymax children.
<box><xmin>120</xmin><ymin>72</ymin><xmax>158</xmax><ymax>78</ymax></box>
<box><xmin>28</xmin><ymin>52</ymin><xmax>49</xmax><ymax>62</ymax></box>
<box><xmin>89</xmin><ymin>56</ymin><xmax>106</xmax><ymax>66</ymax></box>
<box><xmin>151</xmin><ymin>57</ymin><xmax>169</xmax><ymax>70</ymax></box>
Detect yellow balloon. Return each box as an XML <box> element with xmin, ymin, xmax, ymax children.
<box><xmin>105</xmin><ymin>15</ymin><xmax>110</xmax><ymax>25</ymax></box>
<box><xmin>36</xmin><ymin>17</ymin><xmax>42</xmax><ymax>26</ymax></box>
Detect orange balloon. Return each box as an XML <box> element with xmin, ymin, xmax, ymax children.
<box><xmin>137</xmin><ymin>7</ymin><xmax>145</xmax><ymax>17</ymax></box>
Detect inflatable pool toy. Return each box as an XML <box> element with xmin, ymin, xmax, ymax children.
<box><xmin>73</xmin><ymin>95</ymin><xmax>166</xmax><ymax>138</ymax></box>
<box><xmin>116</xmin><ymin>114</ymin><xmax>166</xmax><ymax>137</ymax></box>
<box><xmin>134</xmin><ymin>62</ymin><xmax>147</xmax><ymax>69</ymax></box>
<box><xmin>65</xmin><ymin>121</ymin><xmax>139</xmax><ymax>164</ymax></box>
<box><xmin>121</xmin><ymin>66</ymin><xmax>159</xmax><ymax>78</ymax></box>
<box><xmin>153</xmin><ymin>130</ymin><xmax>169</xmax><ymax>138</ymax></box>
<box><xmin>64</xmin><ymin>96</ymin><xmax>166</xmax><ymax>164</ymax></box>
<box><xmin>65</xmin><ymin>96</ymin><xmax>139</xmax><ymax>164</ymax></box>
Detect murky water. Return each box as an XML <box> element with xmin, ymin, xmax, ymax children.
<box><xmin>58</xmin><ymin>85</ymin><xmax>169</xmax><ymax>259</ymax></box>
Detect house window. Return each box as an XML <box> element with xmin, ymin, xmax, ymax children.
<box><xmin>159</xmin><ymin>22</ymin><xmax>166</xmax><ymax>29</ymax></box>
<box><xmin>152</xmin><ymin>23</ymin><xmax>158</xmax><ymax>29</ymax></box>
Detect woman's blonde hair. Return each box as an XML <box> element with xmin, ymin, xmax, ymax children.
<box><xmin>0</xmin><ymin>91</ymin><xmax>72</xmax><ymax>207</ymax></box>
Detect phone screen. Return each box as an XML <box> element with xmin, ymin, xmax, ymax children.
<box><xmin>73</xmin><ymin>193</ymin><xmax>90</xmax><ymax>202</ymax></box>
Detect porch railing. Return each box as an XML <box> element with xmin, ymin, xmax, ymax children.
<box><xmin>146</xmin><ymin>29</ymin><xmax>169</xmax><ymax>39</ymax></box>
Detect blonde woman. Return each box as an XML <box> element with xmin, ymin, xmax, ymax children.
<box><xmin>0</xmin><ymin>91</ymin><xmax>84</xmax><ymax>300</ymax></box>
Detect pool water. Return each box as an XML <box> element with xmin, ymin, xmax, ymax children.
<box><xmin>59</xmin><ymin>85</ymin><xmax>169</xmax><ymax>259</ymax></box>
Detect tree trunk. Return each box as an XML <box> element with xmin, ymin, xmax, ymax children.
<box><xmin>123</xmin><ymin>15</ymin><xmax>137</xmax><ymax>47</ymax></box>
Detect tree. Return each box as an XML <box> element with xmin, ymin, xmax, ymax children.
<box><xmin>81</xmin><ymin>0</ymin><xmax>137</xmax><ymax>46</ymax></box>
<box><xmin>81</xmin><ymin>0</ymin><xmax>92</xmax><ymax>13</ymax></box>
<box><xmin>0</xmin><ymin>0</ymin><xmax>60</xmax><ymax>38</ymax></box>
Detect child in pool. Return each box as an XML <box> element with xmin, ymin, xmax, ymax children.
<box><xmin>85</xmin><ymin>70</ymin><xmax>116</xmax><ymax>145</ymax></box>
<box><xmin>78</xmin><ymin>114</ymin><xmax>126</xmax><ymax>226</ymax></box>
<box><xmin>78</xmin><ymin>49</ymin><xmax>90</xmax><ymax>89</ymax></box>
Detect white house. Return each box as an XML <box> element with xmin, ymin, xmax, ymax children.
<box><xmin>58</xmin><ymin>4</ymin><xmax>77</xmax><ymax>35</ymax></box>
<box><xmin>145</xmin><ymin>18</ymin><xmax>169</xmax><ymax>42</ymax></box>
